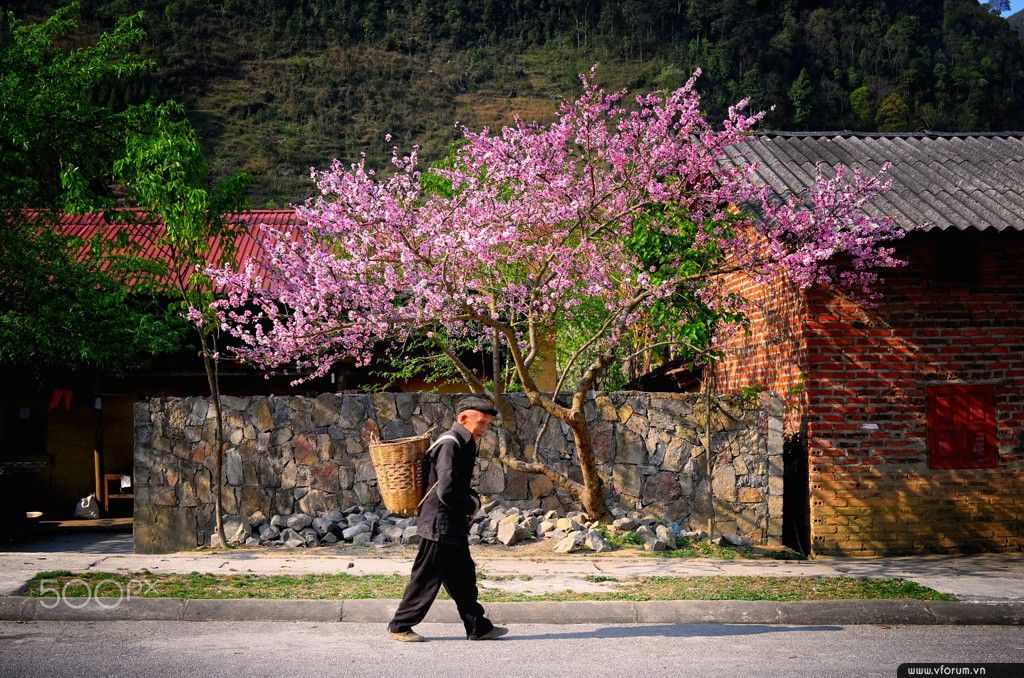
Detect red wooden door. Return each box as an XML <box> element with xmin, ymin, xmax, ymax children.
<box><xmin>926</xmin><ymin>385</ymin><xmax>997</xmax><ymax>469</ymax></box>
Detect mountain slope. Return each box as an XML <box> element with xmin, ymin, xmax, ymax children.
<box><xmin>13</xmin><ymin>0</ymin><xmax>1024</xmax><ymax>206</ymax></box>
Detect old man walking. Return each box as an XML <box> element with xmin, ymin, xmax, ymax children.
<box><xmin>387</xmin><ymin>396</ymin><xmax>509</xmax><ymax>642</ymax></box>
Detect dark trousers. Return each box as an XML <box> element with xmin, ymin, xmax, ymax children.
<box><xmin>388</xmin><ymin>538</ymin><xmax>494</xmax><ymax>638</ymax></box>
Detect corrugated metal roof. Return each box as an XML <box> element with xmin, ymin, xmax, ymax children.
<box><xmin>728</xmin><ymin>133</ymin><xmax>1024</xmax><ymax>232</ymax></box>
<box><xmin>42</xmin><ymin>209</ymin><xmax>300</xmax><ymax>286</ymax></box>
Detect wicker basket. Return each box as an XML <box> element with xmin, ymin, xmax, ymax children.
<box><xmin>368</xmin><ymin>432</ymin><xmax>431</xmax><ymax>516</ymax></box>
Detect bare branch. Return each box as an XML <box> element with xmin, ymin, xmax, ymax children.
<box><xmin>429</xmin><ymin>334</ymin><xmax>492</xmax><ymax>399</ymax></box>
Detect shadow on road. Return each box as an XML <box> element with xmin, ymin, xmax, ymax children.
<box><xmin>0</xmin><ymin>530</ymin><xmax>133</xmax><ymax>555</ymax></box>
<box><xmin>481</xmin><ymin>624</ymin><xmax>842</xmax><ymax>641</ymax></box>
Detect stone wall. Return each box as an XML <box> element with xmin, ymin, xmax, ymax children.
<box><xmin>133</xmin><ymin>391</ymin><xmax>784</xmax><ymax>553</ymax></box>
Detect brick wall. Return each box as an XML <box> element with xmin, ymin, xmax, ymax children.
<box><xmin>719</xmin><ymin>230</ymin><xmax>1024</xmax><ymax>555</ymax></box>
<box><xmin>805</xmin><ymin>231</ymin><xmax>1024</xmax><ymax>555</ymax></box>
<box><xmin>714</xmin><ymin>266</ymin><xmax>808</xmax><ymax>435</ymax></box>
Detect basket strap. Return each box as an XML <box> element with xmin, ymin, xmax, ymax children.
<box><xmin>416</xmin><ymin>434</ymin><xmax>459</xmax><ymax>510</ymax></box>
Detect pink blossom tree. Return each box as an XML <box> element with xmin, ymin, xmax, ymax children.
<box><xmin>209</xmin><ymin>69</ymin><xmax>904</xmax><ymax>519</ymax></box>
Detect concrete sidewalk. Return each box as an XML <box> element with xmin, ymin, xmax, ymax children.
<box><xmin>2</xmin><ymin>531</ymin><xmax>1024</xmax><ymax>624</ymax></box>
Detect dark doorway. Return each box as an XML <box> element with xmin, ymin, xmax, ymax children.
<box><xmin>782</xmin><ymin>429</ymin><xmax>810</xmax><ymax>555</ymax></box>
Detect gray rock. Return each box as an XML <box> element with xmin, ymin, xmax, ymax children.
<box><xmin>311</xmin><ymin>516</ymin><xmax>337</xmax><ymax>536</ymax></box>
<box><xmin>243</xmin><ymin>537</ymin><xmax>260</xmax><ymax>546</ymax></box>
<box><xmin>554</xmin><ymin>530</ymin><xmax>587</xmax><ymax>554</ymax></box>
<box><xmin>544</xmin><ymin>529</ymin><xmax>567</xmax><ymax>541</ymax></box>
<box><xmin>655</xmin><ymin>524</ymin><xmax>677</xmax><ymax>550</ymax></box>
<box><xmin>380</xmin><ymin>524</ymin><xmax>405</xmax><ymax>542</ymax></box>
<box><xmin>497</xmin><ymin>515</ymin><xmax>529</xmax><ymax>546</ymax></box>
<box><xmin>247</xmin><ymin>511</ymin><xmax>268</xmax><ymax>529</ymax></box>
<box><xmin>537</xmin><ymin>520</ymin><xmax>557</xmax><ymax>537</ymax></box>
<box><xmin>223</xmin><ymin>515</ymin><xmax>251</xmax><ymax>545</ymax></box>
<box><xmin>324</xmin><ymin>508</ymin><xmax>345</xmax><ymax>523</ymax></box>
<box><xmin>401</xmin><ymin>526</ymin><xmax>420</xmax><ymax>544</ymax></box>
<box><xmin>519</xmin><ymin>515</ymin><xmax>540</xmax><ymax>533</ymax></box>
<box><xmin>353</xmin><ymin>532</ymin><xmax>373</xmax><ymax>546</ymax></box>
<box><xmin>286</xmin><ymin>513</ymin><xmax>313</xmax><ymax>531</ymax></box>
<box><xmin>585</xmin><ymin>529</ymin><xmax>614</xmax><ymax>552</ymax></box>
<box><xmin>258</xmin><ymin>523</ymin><xmax>281</xmax><ymax>541</ymax></box>
<box><xmin>321</xmin><ymin>532</ymin><xmax>339</xmax><ymax>545</ymax></box>
<box><xmin>721</xmin><ymin>533</ymin><xmax>753</xmax><ymax>547</ymax></box>
<box><xmin>301</xmin><ymin>528</ymin><xmax>318</xmax><ymax>547</ymax></box>
<box><xmin>555</xmin><ymin>517</ymin><xmax>584</xmax><ymax>532</ymax></box>
<box><xmin>281</xmin><ymin>528</ymin><xmax>305</xmax><ymax>548</ymax></box>
<box><xmin>643</xmin><ymin>539</ymin><xmax>668</xmax><ymax>552</ymax></box>
<box><xmin>342</xmin><ymin>522</ymin><xmax>371</xmax><ymax>540</ymax></box>
<box><xmin>224</xmin><ymin>449</ymin><xmax>243</xmax><ymax>486</ymax></box>
<box><xmin>612</xmin><ymin>517</ymin><xmax>638</xmax><ymax>531</ymax></box>
<box><xmin>270</xmin><ymin>514</ymin><xmax>289</xmax><ymax>528</ymax></box>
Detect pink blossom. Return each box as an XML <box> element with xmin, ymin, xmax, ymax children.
<box><xmin>208</xmin><ymin>68</ymin><xmax>907</xmax><ymax>384</ymax></box>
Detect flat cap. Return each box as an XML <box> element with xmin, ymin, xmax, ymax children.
<box><xmin>456</xmin><ymin>395</ymin><xmax>498</xmax><ymax>416</ymax></box>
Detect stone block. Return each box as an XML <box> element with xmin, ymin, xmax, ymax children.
<box><xmin>224</xmin><ymin>449</ymin><xmax>243</xmax><ymax>486</ymax></box>
<box><xmin>477</xmin><ymin>462</ymin><xmax>505</xmax><ymax>493</ymax></box>
<box><xmin>504</xmin><ymin>470</ymin><xmax>530</xmax><ymax>500</ymax></box>
<box><xmin>151</xmin><ymin>486</ymin><xmax>177</xmax><ymax>506</ymax></box>
<box><xmin>612</xmin><ymin>464</ymin><xmax>642</xmax><ymax>497</ymax></box>
<box><xmin>135</xmin><ymin>505</ymin><xmax>199</xmax><ymax>553</ymax></box>
<box><xmin>529</xmin><ymin>473</ymin><xmax>553</xmax><ymax>498</ymax></box>
<box><xmin>711</xmin><ymin>464</ymin><xmax>737</xmax><ymax>503</ymax></box>
<box><xmin>738</xmin><ymin>487</ymin><xmax>763</xmax><ymax>504</ymax></box>
<box><xmin>614</xmin><ymin>426</ymin><xmax>645</xmax><ymax>465</ymax></box>
<box><xmin>310</xmin><ymin>463</ymin><xmax>341</xmax><ymax>493</ymax></box>
<box><xmin>292</xmin><ymin>433</ymin><xmax>319</xmax><ymax>466</ymax></box>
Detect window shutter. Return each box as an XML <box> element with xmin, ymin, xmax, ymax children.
<box><xmin>926</xmin><ymin>385</ymin><xmax>997</xmax><ymax>470</ymax></box>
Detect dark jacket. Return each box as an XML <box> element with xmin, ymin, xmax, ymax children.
<box><xmin>416</xmin><ymin>422</ymin><xmax>481</xmax><ymax>545</ymax></box>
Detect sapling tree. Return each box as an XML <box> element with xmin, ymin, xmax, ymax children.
<box><xmin>115</xmin><ymin>104</ymin><xmax>251</xmax><ymax>547</ymax></box>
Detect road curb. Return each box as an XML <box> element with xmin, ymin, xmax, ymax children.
<box><xmin>1</xmin><ymin>597</ymin><xmax>1022</xmax><ymax>625</ymax></box>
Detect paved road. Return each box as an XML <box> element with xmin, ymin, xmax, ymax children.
<box><xmin>1</xmin><ymin>621</ymin><xmax>1022</xmax><ymax>678</ymax></box>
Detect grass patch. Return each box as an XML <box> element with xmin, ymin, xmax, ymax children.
<box><xmin>479</xmin><ymin>573</ymin><xmax>534</xmax><ymax>582</ymax></box>
<box><xmin>21</xmin><ymin>571</ymin><xmax>954</xmax><ymax>602</ymax></box>
<box><xmin>597</xmin><ymin>529</ymin><xmax>805</xmax><ymax>561</ymax></box>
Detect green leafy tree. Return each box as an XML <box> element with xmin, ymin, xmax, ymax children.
<box><xmin>0</xmin><ymin>3</ymin><xmax>187</xmax><ymax>379</ymax></box>
<box><xmin>849</xmin><ymin>85</ymin><xmax>874</xmax><ymax>127</ymax></box>
<box><xmin>114</xmin><ymin>102</ymin><xmax>252</xmax><ymax>549</ymax></box>
<box><xmin>787</xmin><ymin>67</ymin><xmax>814</xmax><ymax>127</ymax></box>
<box><xmin>876</xmin><ymin>91</ymin><xmax>911</xmax><ymax>131</ymax></box>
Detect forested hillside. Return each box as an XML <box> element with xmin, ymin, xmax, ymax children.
<box><xmin>10</xmin><ymin>1</ymin><xmax>1024</xmax><ymax>206</ymax></box>
<box><xmin>1010</xmin><ymin>8</ymin><xmax>1024</xmax><ymax>35</ymax></box>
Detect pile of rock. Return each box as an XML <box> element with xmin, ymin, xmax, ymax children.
<box><xmin>212</xmin><ymin>501</ymin><xmax>742</xmax><ymax>553</ymax></box>
<box><xmin>212</xmin><ymin>506</ymin><xmax>421</xmax><ymax>548</ymax></box>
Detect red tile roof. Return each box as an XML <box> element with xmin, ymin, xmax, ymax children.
<box><xmin>41</xmin><ymin>209</ymin><xmax>300</xmax><ymax>288</ymax></box>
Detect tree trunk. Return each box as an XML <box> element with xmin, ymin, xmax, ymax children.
<box><xmin>568</xmin><ymin>411</ymin><xmax>610</xmax><ymax>520</ymax></box>
<box><xmin>199</xmin><ymin>331</ymin><xmax>228</xmax><ymax>550</ymax></box>
<box><xmin>703</xmin><ymin>362</ymin><xmax>717</xmax><ymax>540</ymax></box>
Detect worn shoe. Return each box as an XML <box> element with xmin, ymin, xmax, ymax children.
<box><xmin>388</xmin><ymin>630</ymin><xmax>425</xmax><ymax>642</ymax></box>
<box><xmin>468</xmin><ymin>626</ymin><xmax>509</xmax><ymax>640</ymax></box>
